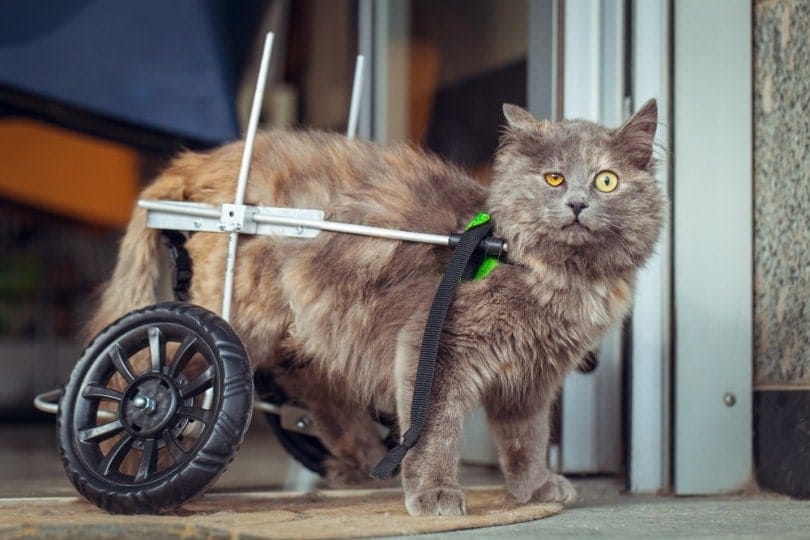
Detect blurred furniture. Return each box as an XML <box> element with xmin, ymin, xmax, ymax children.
<box><xmin>0</xmin><ymin>0</ymin><xmax>266</xmax><ymax>150</ymax></box>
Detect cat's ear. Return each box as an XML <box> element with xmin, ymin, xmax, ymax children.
<box><xmin>503</xmin><ymin>104</ymin><xmax>537</xmax><ymax>130</ymax></box>
<box><xmin>614</xmin><ymin>98</ymin><xmax>658</xmax><ymax>169</ymax></box>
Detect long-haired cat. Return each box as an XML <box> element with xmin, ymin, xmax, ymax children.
<box><xmin>88</xmin><ymin>100</ymin><xmax>664</xmax><ymax>516</ymax></box>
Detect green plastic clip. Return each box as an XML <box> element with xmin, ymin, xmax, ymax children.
<box><xmin>465</xmin><ymin>212</ymin><xmax>499</xmax><ymax>280</ymax></box>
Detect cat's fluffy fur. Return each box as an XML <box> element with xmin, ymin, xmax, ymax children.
<box><xmin>88</xmin><ymin>101</ymin><xmax>664</xmax><ymax>516</ymax></box>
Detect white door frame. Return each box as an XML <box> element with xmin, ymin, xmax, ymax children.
<box><xmin>358</xmin><ymin>0</ymin><xmax>409</xmax><ymax>143</ymax></box>
<box><xmin>557</xmin><ymin>0</ymin><xmax>626</xmax><ymax>474</ymax></box>
<box><xmin>672</xmin><ymin>0</ymin><xmax>752</xmax><ymax>494</ymax></box>
<box><xmin>628</xmin><ymin>0</ymin><xmax>672</xmax><ymax>493</ymax></box>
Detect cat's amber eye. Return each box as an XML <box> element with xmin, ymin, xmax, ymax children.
<box><xmin>594</xmin><ymin>170</ymin><xmax>619</xmax><ymax>193</ymax></box>
<box><xmin>544</xmin><ymin>172</ymin><xmax>565</xmax><ymax>187</ymax></box>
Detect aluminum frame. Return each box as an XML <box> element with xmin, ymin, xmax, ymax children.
<box><xmin>139</xmin><ymin>199</ymin><xmax>459</xmax><ymax>248</ymax></box>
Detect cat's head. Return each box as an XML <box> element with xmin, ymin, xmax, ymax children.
<box><xmin>488</xmin><ymin>99</ymin><xmax>665</xmax><ymax>276</ymax></box>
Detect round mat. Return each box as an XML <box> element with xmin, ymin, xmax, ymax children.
<box><xmin>0</xmin><ymin>487</ymin><xmax>563</xmax><ymax>539</ymax></box>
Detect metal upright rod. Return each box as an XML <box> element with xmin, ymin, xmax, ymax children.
<box><xmin>222</xmin><ymin>32</ymin><xmax>275</xmax><ymax>321</ymax></box>
<box><xmin>347</xmin><ymin>55</ymin><xmax>365</xmax><ymax>139</ymax></box>
<box><xmin>234</xmin><ymin>32</ymin><xmax>275</xmax><ymax>206</ymax></box>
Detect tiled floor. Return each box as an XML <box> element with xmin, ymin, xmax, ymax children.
<box><xmin>3</xmin><ymin>418</ymin><xmax>810</xmax><ymax>539</ymax></box>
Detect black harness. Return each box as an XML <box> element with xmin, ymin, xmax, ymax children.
<box><xmin>370</xmin><ymin>219</ymin><xmax>507</xmax><ymax>479</ymax></box>
<box><xmin>162</xmin><ymin>230</ymin><xmax>193</xmax><ymax>302</ymax></box>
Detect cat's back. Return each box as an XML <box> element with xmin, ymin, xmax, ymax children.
<box><xmin>180</xmin><ymin>129</ymin><xmax>487</xmax><ymax>234</ymax></box>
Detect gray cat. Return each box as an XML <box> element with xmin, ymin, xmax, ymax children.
<box><xmin>89</xmin><ymin>100</ymin><xmax>664</xmax><ymax>515</ymax></box>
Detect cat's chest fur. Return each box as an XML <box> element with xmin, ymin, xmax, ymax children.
<box><xmin>449</xmin><ymin>263</ymin><xmax>634</xmax><ymax>396</ymax></box>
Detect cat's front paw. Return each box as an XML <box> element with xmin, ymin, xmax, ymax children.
<box><xmin>530</xmin><ymin>473</ymin><xmax>578</xmax><ymax>505</ymax></box>
<box><xmin>405</xmin><ymin>486</ymin><xmax>467</xmax><ymax>516</ymax></box>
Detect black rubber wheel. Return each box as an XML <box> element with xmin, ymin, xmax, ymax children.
<box><xmin>58</xmin><ymin>302</ymin><xmax>253</xmax><ymax>514</ymax></box>
<box><xmin>253</xmin><ymin>369</ymin><xmax>329</xmax><ymax>476</ymax></box>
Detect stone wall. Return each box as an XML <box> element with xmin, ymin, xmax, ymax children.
<box><xmin>753</xmin><ymin>0</ymin><xmax>810</xmax><ymax>386</ymax></box>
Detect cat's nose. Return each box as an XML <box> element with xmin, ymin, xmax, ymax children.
<box><xmin>567</xmin><ymin>199</ymin><xmax>589</xmax><ymax>217</ymax></box>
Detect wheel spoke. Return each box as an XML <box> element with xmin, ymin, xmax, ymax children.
<box><xmin>168</xmin><ymin>335</ymin><xmax>198</xmax><ymax>377</ymax></box>
<box><xmin>79</xmin><ymin>419</ymin><xmax>124</xmax><ymax>444</ymax></box>
<box><xmin>148</xmin><ymin>326</ymin><xmax>165</xmax><ymax>373</ymax></box>
<box><xmin>98</xmin><ymin>434</ymin><xmax>134</xmax><ymax>475</ymax></box>
<box><xmin>162</xmin><ymin>430</ymin><xmax>188</xmax><ymax>463</ymax></box>
<box><xmin>134</xmin><ymin>437</ymin><xmax>157</xmax><ymax>483</ymax></box>
<box><xmin>180</xmin><ymin>366</ymin><xmax>215</xmax><ymax>399</ymax></box>
<box><xmin>81</xmin><ymin>384</ymin><xmax>123</xmax><ymax>402</ymax></box>
<box><xmin>110</xmin><ymin>344</ymin><xmax>135</xmax><ymax>383</ymax></box>
<box><xmin>177</xmin><ymin>406</ymin><xmax>213</xmax><ymax>425</ymax></box>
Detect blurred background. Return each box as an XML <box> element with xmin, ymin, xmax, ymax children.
<box><xmin>0</xmin><ymin>0</ymin><xmax>529</xmax><ymax>415</ymax></box>
<box><xmin>0</xmin><ymin>0</ymin><xmax>806</xmax><ymax>503</ymax></box>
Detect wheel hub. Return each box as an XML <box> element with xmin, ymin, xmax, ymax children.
<box><xmin>121</xmin><ymin>374</ymin><xmax>180</xmax><ymax>437</ymax></box>
<box><xmin>132</xmin><ymin>395</ymin><xmax>157</xmax><ymax>414</ymax></box>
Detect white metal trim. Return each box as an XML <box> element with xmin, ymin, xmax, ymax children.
<box><xmin>629</xmin><ymin>0</ymin><xmax>672</xmax><ymax>494</ymax></box>
<box><xmin>673</xmin><ymin>0</ymin><xmax>752</xmax><ymax>494</ymax></box>
<box><xmin>525</xmin><ymin>0</ymin><xmax>563</xmax><ymax>474</ymax></box>
<box><xmin>347</xmin><ymin>55</ymin><xmax>365</xmax><ymax>139</ymax></box>
<box><xmin>369</xmin><ymin>0</ymin><xmax>410</xmax><ymax>144</ymax></box>
<box><xmin>528</xmin><ymin>0</ymin><xmax>560</xmax><ymax>121</ymax></box>
<box><xmin>357</xmin><ymin>0</ymin><xmax>375</xmax><ymax>140</ymax></box>
<box><xmin>559</xmin><ymin>0</ymin><xmax>625</xmax><ymax>474</ymax></box>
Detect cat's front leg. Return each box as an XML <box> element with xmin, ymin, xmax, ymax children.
<box><xmin>485</xmin><ymin>393</ymin><xmax>577</xmax><ymax>505</ymax></box>
<box><xmin>398</xmin><ymin>392</ymin><xmax>468</xmax><ymax>516</ymax></box>
<box><xmin>394</xmin><ymin>331</ymin><xmax>472</xmax><ymax>516</ymax></box>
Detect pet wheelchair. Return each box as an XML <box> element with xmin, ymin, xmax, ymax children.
<box><xmin>33</xmin><ymin>34</ymin><xmax>507</xmax><ymax>514</ymax></box>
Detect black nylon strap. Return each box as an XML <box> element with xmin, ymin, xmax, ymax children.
<box><xmin>161</xmin><ymin>230</ymin><xmax>193</xmax><ymax>302</ymax></box>
<box><xmin>370</xmin><ymin>221</ymin><xmax>494</xmax><ymax>479</ymax></box>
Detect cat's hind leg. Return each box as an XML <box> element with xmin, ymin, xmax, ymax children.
<box><xmin>484</xmin><ymin>390</ymin><xmax>577</xmax><ymax>505</ymax></box>
<box><xmin>270</xmin><ymin>360</ymin><xmax>391</xmax><ymax>487</ymax></box>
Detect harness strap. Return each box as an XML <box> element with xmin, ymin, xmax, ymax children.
<box><xmin>161</xmin><ymin>230</ymin><xmax>193</xmax><ymax>302</ymax></box>
<box><xmin>370</xmin><ymin>219</ymin><xmax>494</xmax><ymax>479</ymax></box>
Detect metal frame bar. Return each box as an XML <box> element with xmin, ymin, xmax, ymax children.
<box><xmin>222</xmin><ymin>38</ymin><xmax>363</xmax><ymax>320</ymax></box>
<box><xmin>138</xmin><ymin>199</ymin><xmax>458</xmax><ymax>247</ymax></box>
<box><xmin>347</xmin><ymin>55</ymin><xmax>365</xmax><ymax>139</ymax></box>
<box><xmin>222</xmin><ymin>32</ymin><xmax>275</xmax><ymax>321</ymax></box>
